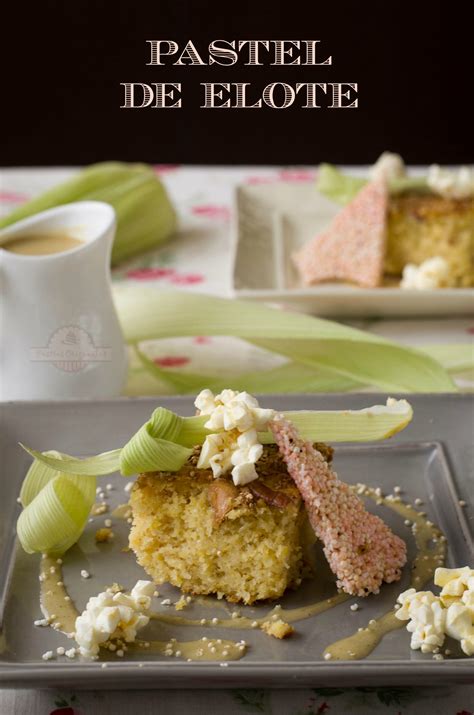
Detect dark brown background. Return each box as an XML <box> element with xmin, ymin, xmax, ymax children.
<box><xmin>1</xmin><ymin>0</ymin><xmax>471</xmax><ymax>166</ymax></box>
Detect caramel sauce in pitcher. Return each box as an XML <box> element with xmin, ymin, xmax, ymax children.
<box><xmin>3</xmin><ymin>233</ymin><xmax>83</xmax><ymax>255</ymax></box>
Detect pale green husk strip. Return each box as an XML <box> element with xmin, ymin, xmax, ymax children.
<box><xmin>17</xmin><ymin>453</ymin><xmax>96</xmax><ymax>555</ymax></box>
<box><xmin>119</xmin><ymin>407</ymin><xmax>194</xmax><ymax>475</ymax></box>
<box><xmin>131</xmin><ymin>346</ymin><xmax>359</xmax><ymax>395</ymax></box>
<box><xmin>419</xmin><ymin>344</ymin><xmax>474</xmax><ymax>374</ymax></box>
<box><xmin>128</xmin><ymin>344</ymin><xmax>473</xmax><ymax>397</ymax></box>
<box><xmin>20</xmin><ymin>445</ymin><xmax>122</xmax><ymax>476</ymax></box>
<box><xmin>17</xmin><ymin>398</ymin><xmax>413</xmax><ymax>554</ymax></box>
<box><xmin>316</xmin><ymin>163</ymin><xmax>429</xmax><ymax>205</ymax></box>
<box><xmin>316</xmin><ymin>163</ymin><xmax>366</xmax><ymax>205</ymax></box>
<box><xmin>0</xmin><ymin>163</ymin><xmax>177</xmax><ymax>265</ymax></box>
<box><xmin>21</xmin><ymin>400</ymin><xmax>414</xmax><ymax>479</ymax></box>
<box><xmin>114</xmin><ymin>289</ymin><xmax>455</xmax><ymax>393</ymax></box>
<box><xmin>263</xmin><ymin>400</ymin><xmax>413</xmax><ymax>443</ymax></box>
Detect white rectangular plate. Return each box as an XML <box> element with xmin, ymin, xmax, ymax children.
<box><xmin>232</xmin><ymin>180</ymin><xmax>473</xmax><ymax>317</ymax></box>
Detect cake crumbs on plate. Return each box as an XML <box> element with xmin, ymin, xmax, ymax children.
<box><xmin>260</xmin><ymin>618</ymin><xmax>294</xmax><ymax>639</ymax></box>
<box><xmin>174</xmin><ymin>595</ymin><xmax>189</xmax><ymax>611</ymax></box>
<box><xmin>95</xmin><ymin>527</ymin><xmax>114</xmax><ymax>543</ymax></box>
<box><xmin>91</xmin><ymin>502</ymin><xmax>108</xmax><ymax>516</ymax></box>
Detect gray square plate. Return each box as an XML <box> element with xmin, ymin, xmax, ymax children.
<box><xmin>0</xmin><ymin>394</ymin><xmax>473</xmax><ymax>688</ymax></box>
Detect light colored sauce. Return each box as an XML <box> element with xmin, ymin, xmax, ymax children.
<box><xmin>132</xmin><ymin>637</ymin><xmax>245</xmax><ymax>661</ymax></box>
<box><xmin>39</xmin><ymin>556</ymin><xmax>245</xmax><ymax>661</ymax></box>
<box><xmin>323</xmin><ymin>487</ymin><xmax>447</xmax><ymax>661</ymax></box>
<box><xmin>149</xmin><ymin>593</ymin><xmax>348</xmax><ymax>630</ymax></box>
<box><xmin>2</xmin><ymin>233</ymin><xmax>84</xmax><ymax>256</ymax></box>
<box><xmin>38</xmin><ymin>487</ymin><xmax>447</xmax><ymax>663</ymax></box>
<box><xmin>39</xmin><ymin>555</ymin><xmax>79</xmax><ymax>635</ymax></box>
<box><xmin>325</xmin><ymin>611</ymin><xmax>403</xmax><ymax>660</ymax></box>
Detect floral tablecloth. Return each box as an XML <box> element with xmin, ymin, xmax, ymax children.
<box><xmin>0</xmin><ymin>166</ymin><xmax>473</xmax><ymax>714</ymax></box>
<box><xmin>2</xmin><ymin>166</ymin><xmax>473</xmax><ymax>395</ymax></box>
<box><xmin>2</xmin><ymin>686</ymin><xmax>474</xmax><ymax>715</ymax></box>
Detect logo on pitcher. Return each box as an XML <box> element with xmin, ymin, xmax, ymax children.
<box><xmin>30</xmin><ymin>326</ymin><xmax>112</xmax><ymax>372</ymax></box>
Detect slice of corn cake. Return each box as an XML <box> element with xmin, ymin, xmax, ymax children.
<box><xmin>385</xmin><ymin>193</ymin><xmax>474</xmax><ymax>286</ymax></box>
<box><xmin>129</xmin><ymin>443</ymin><xmax>333</xmax><ymax>604</ymax></box>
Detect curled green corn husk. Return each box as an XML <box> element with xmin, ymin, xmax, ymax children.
<box><xmin>0</xmin><ymin>162</ymin><xmax>177</xmax><ymax>265</ymax></box>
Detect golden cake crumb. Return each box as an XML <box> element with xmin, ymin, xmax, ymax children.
<box><xmin>386</xmin><ymin>193</ymin><xmax>474</xmax><ymax>286</ymax></box>
<box><xmin>260</xmin><ymin>618</ymin><xmax>294</xmax><ymax>639</ymax></box>
<box><xmin>95</xmin><ymin>527</ymin><xmax>113</xmax><ymax>543</ymax></box>
<box><xmin>174</xmin><ymin>595</ymin><xmax>188</xmax><ymax>611</ymax></box>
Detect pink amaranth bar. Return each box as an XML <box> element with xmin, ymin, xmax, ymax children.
<box><xmin>270</xmin><ymin>415</ymin><xmax>407</xmax><ymax>596</ymax></box>
<box><xmin>292</xmin><ymin>180</ymin><xmax>388</xmax><ymax>288</ymax></box>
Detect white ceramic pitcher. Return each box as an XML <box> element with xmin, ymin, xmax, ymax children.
<box><xmin>0</xmin><ymin>201</ymin><xmax>128</xmax><ymax>400</ymax></box>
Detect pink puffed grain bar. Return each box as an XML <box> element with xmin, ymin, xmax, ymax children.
<box><xmin>292</xmin><ymin>180</ymin><xmax>388</xmax><ymax>288</ymax></box>
<box><xmin>270</xmin><ymin>415</ymin><xmax>406</xmax><ymax>596</ymax></box>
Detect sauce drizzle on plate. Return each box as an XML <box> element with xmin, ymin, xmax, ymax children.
<box><xmin>38</xmin><ymin>487</ymin><xmax>446</xmax><ymax>662</ymax></box>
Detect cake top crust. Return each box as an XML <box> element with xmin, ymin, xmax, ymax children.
<box><xmin>138</xmin><ymin>442</ymin><xmax>334</xmax><ymax>524</ymax></box>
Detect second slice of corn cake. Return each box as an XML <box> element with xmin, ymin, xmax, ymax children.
<box><xmin>385</xmin><ymin>193</ymin><xmax>474</xmax><ymax>286</ymax></box>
